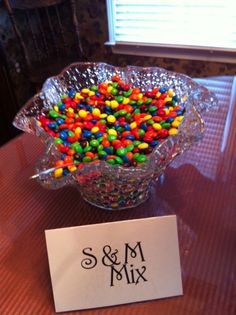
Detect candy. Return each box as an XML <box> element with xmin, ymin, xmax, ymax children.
<box><xmin>37</xmin><ymin>75</ymin><xmax>186</xmax><ymax>178</ymax></box>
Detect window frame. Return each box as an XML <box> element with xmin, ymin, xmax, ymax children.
<box><xmin>105</xmin><ymin>0</ymin><xmax>236</xmax><ymax>64</ymax></box>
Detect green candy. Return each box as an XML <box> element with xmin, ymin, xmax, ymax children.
<box><xmin>133</xmin><ymin>140</ymin><xmax>141</xmax><ymax>147</ymax></box>
<box><xmin>162</xmin><ymin>122</ymin><xmax>171</xmax><ymax>129</ymax></box>
<box><xmin>148</xmin><ymin>106</ymin><xmax>157</xmax><ymax>112</ymax></box>
<box><xmin>98</xmin><ymin>150</ymin><xmax>107</xmax><ymax>158</ymax></box>
<box><xmin>49</xmin><ymin>110</ymin><xmax>59</xmax><ymax>119</ymax></box>
<box><xmin>147</xmin><ymin>119</ymin><xmax>154</xmax><ymax>125</ymax></box>
<box><xmin>125</xmin><ymin>113</ymin><xmax>131</xmax><ymax>120</ymax></box>
<box><xmin>145</xmin><ymin>98</ymin><xmax>152</xmax><ymax>105</ymax></box>
<box><xmin>138</xmin><ymin>129</ymin><xmax>145</xmax><ymax>137</ymax></box>
<box><xmin>137</xmin><ymin>99</ymin><xmax>143</xmax><ymax>106</ymax></box>
<box><xmin>116</xmin><ymin>126</ymin><xmax>124</xmax><ymax>132</ymax></box>
<box><xmin>90</xmin><ymin>139</ymin><xmax>99</xmax><ymax>147</ymax></box>
<box><xmin>115</xmin><ymin>156</ymin><xmax>124</xmax><ymax>165</ymax></box>
<box><xmin>74</xmin><ymin>143</ymin><xmax>83</xmax><ymax>154</ymax></box>
<box><xmin>119</xmin><ymin>109</ymin><xmax>127</xmax><ymax>116</ymax></box>
<box><xmin>107</xmin><ymin>159</ymin><xmax>115</xmax><ymax>165</ymax></box>
<box><xmin>97</xmin><ymin>144</ymin><xmax>104</xmax><ymax>152</ymax></box>
<box><xmin>133</xmin><ymin>109</ymin><xmax>140</xmax><ymax>114</ymax></box>
<box><xmin>133</xmin><ymin>153</ymin><xmax>140</xmax><ymax>161</ymax></box>
<box><xmin>136</xmin><ymin>154</ymin><xmax>147</xmax><ymax>163</ymax></box>
<box><xmin>111</xmin><ymin>88</ymin><xmax>118</xmax><ymax>95</ymax></box>
<box><xmin>129</xmin><ymin>100</ymin><xmax>136</xmax><ymax>105</ymax></box>
<box><xmin>116</xmin><ymin>147</ymin><xmax>127</xmax><ymax>156</ymax></box>
<box><xmin>112</xmin><ymin>82</ymin><xmax>119</xmax><ymax>88</ymax></box>
<box><xmin>83</xmin><ymin>145</ymin><xmax>92</xmax><ymax>152</ymax></box>
<box><xmin>83</xmin><ymin>156</ymin><xmax>92</xmax><ymax>162</ymax></box>
<box><xmin>99</xmin><ymin>119</ymin><xmax>107</xmax><ymax>125</ymax></box>
<box><xmin>116</xmin><ymin>95</ymin><xmax>124</xmax><ymax>103</ymax></box>
<box><xmin>108</xmin><ymin>134</ymin><xmax>117</xmax><ymax>142</ymax></box>
<box><xmin>123</xmin><ymin>89</ymin><xmax>132</xmax><ymax>97</ymax></box>
<box><xmin>126</xmin><ymin>144</ymin><xmax>134</xmax><ymax>152</ymax></box>
<box><xmin>54</xmin><ymin>138</ymin><xmax>63</xmax><ymax>145</ymax></box>
<box><xmin>61</xmin><ymin>94</ymin><xmax>68</xmax><ymax>100</ymax></box>
<box><xmin>90</xmin><ymin>85</ymin><xmax>98</xmax><ymax>91</ymax></box>
<box><xmin>68</xmin><ymin>131</ymin><xmax>75</xmax><ymax>137</ymax></box>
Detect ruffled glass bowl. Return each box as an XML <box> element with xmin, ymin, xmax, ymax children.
<box><xmin>13</xmin><ymin>62</ymin><xmax>218</xmax><ymax>210</ymax></box>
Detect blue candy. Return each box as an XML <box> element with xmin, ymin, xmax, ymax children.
<box><xmin>58</xmin><ymin>103</ymin><xmax>66</xmax><ymax>111</ymax></box>
<box><xmin>68</xmin><ymin>89</ymin><xmax>76</xmax><ymax>97</ymax></box>
<box><xmin>83</xmin><ymin>130</ymin><xmax>92</xmax><ymax>138</ymax></box>
<box><xmin>159</xmin><ymin>86</ymin><xmax>167</xmax><ymax>93</ymax></box>
<box><xmin>59</xmin><ymin>131</ymin><xmax>68</xmax><ymax>141</ymax></box>
<box><xmin>125</xmin><ymin>135</ymin><xmax>135</xmax><ymax>140</ymax></box>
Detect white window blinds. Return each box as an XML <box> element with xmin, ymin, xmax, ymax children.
<box><xmin>107</xmin><ymin>0</ymin><xmax>236</xmax><ymax>51</ymax></box>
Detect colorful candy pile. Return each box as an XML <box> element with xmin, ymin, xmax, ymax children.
<box><xmin>37</xmin><ymin>75</ymin><xmax>185</xmax><ymax>178</ymax></box>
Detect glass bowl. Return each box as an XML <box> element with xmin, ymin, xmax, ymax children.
<box><xmin>13</xmin><ymin>62</ymin><xmax>218</xmax><ymax>210</ymax></box>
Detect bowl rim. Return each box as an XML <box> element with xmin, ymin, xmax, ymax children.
<box><xmin>13</xmin><ymin>62</ymin><xmax>216</xmax><ymax>185</ymax></box>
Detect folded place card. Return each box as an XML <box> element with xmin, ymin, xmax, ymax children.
<box><xmin>45</xmin><ymin>215</ymin><xmax>183</xmax><ymax>312</ymax></box>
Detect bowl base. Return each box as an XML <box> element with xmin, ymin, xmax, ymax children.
<box><xmin>81</xmin><ymin>191</ymin><xmax>151</xmax><ymax>211</ymax></box>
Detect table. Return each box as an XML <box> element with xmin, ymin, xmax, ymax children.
<box><xmin>1</xmin><ymin>76</ymin><xmax>235</xmax><ymax>315</ymax></box>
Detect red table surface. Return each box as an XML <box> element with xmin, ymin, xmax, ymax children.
<box><xmin>0</xmin><ymin>76</ymin><xmax>236</xmax><ymax>315</ymax></box>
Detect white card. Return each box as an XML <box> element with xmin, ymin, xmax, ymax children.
<box><xmin>45</xmin><ymin>215</ymin><xmax>183</xmax><ymax>312</ymax></box>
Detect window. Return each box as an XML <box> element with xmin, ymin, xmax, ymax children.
<box><xmin>106</xmin><ymin>0</ymin><xmax>236</xmax><ymax>63</ymax></box>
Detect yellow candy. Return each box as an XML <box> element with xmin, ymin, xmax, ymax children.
<box><xmin>54</xmin><ymin>168</ymin><xmax>63</xmax><ymax>178</ymax></box>
<box><xmin>78</xmin><ymin>109</ymin><xmax>87</xmax><ymax>118</ymax></box>
<box><xmin>172</xmin><ymin>120</ymin><xmax>180</xmax><ymax>128</ymax></box>
<box><xmin>169</xmin><ymin>128</ymin><xmax>178</xmax><ymax>135</ymax></box>
<box><xmin>143</xmin><ymin>115</ymin><xmax>152</xmax><ymax>121</ymax></box>
<box><xmin>100</xmin><ymin>113</ymin><xmax>108</xmax><ymax>118</ymax></box>
<box><xmin>91</xmin><ymin>126</ymin><xmax>99</xmax><ymax>133</ymax></box>
<box><xmin>169</xmin><ymin>106</ymin><xmax>174</xmax><ymax>111</ymax></box>
<box><xmin>54</xmin><ymin>105</ymin><xmax>59</xmax><ymax>112</ymax></box>
<box><xmin>138</xmin><ymin>143</ymin><xmax>149</xmax><ymax>149</ymax></box>
<box><xmin>67</xmin><ymin>107</ymin><xmax>74</xmax><ymax>114</ymax></box>
<box><xmin>176</xmin><ymin>115</ymin><xmax>184</xmax><ymax>122</ymax></box>
<box><xmin>81</xmin><ymin>88</ymin><xmax>90</xmax><ymax>94</ymax></box>
<box><xmin>153</xmin><ymin>123</ymin><xmax>162</xmax><ymax>130</ymax></box>
<box><xmin>156</xmin><ymin>92</ymin><xmax>161</xmax><ymax>98</ymax></box>
<box><xmin>163</xmin><ymin>108</ymin><xmax>170</xmax><ymax>115</ymax></box>
<box><xmin>75</xmin><ymin>92</ymin><xmax>83</xmax><ymax>99</ymax></box>
<box><xmin>110</xmin><ymin>100</ymin><xmax>119</xmax><ymax>109</ymax></box>
<box><xmin>138</xmin><ymin>93</ymin><xmax>143</xmax><ymax>99</ymax></box>
<box><xmin>164</xmin><ymin>97</ymin><xmax>172</xmax><ymax>103</ymax></box>
<box><xmin>107</xmin><ymin>115</ymin><xmax>116</xmax><ymax>123</ymax></box>
<box><xmin>88</xmin><ymin>91</ymin><xmax>95</xmax><ymax>96</ymax></box>
<box><xmin>107</xmin><ymin>86</ymin><xmax>113</xmax><ymax>93</ymax></box>
<box><xmin>122</xmin><ymin>98</ymin><xmax>130</xmax><ymax>104</ymax></box>
<box><xmin>130</xmin><ymin>121</ymin><xmax>137</xmax><ymax>129</ymax></box>
<box><xmin>108</xmin><ymin>129</ymin><xmax>117</xmax><ymax>136</ymax></box>
<box><xmin>75</xmin><ymin>127</ymin><xmax>82</xmax><ymax>136</ymax></box>
<box><xmin>105</xmin><ymin>100</ymin><xmax>111</xmax><ymax>106</ymax></box>
<box><xmin>167</xmin><ymin>89</ymin><xmax>174</xmax><ymax>97</ymax></box>
<box><xmin>92</xmin><ymin>108</ymin><xmax>101</xmax><ymax>117</ymax></box>
<box><xmin>68</xmin><ymin>165</ymin><xmax>77</xmax><ymax>172</ymax></box>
